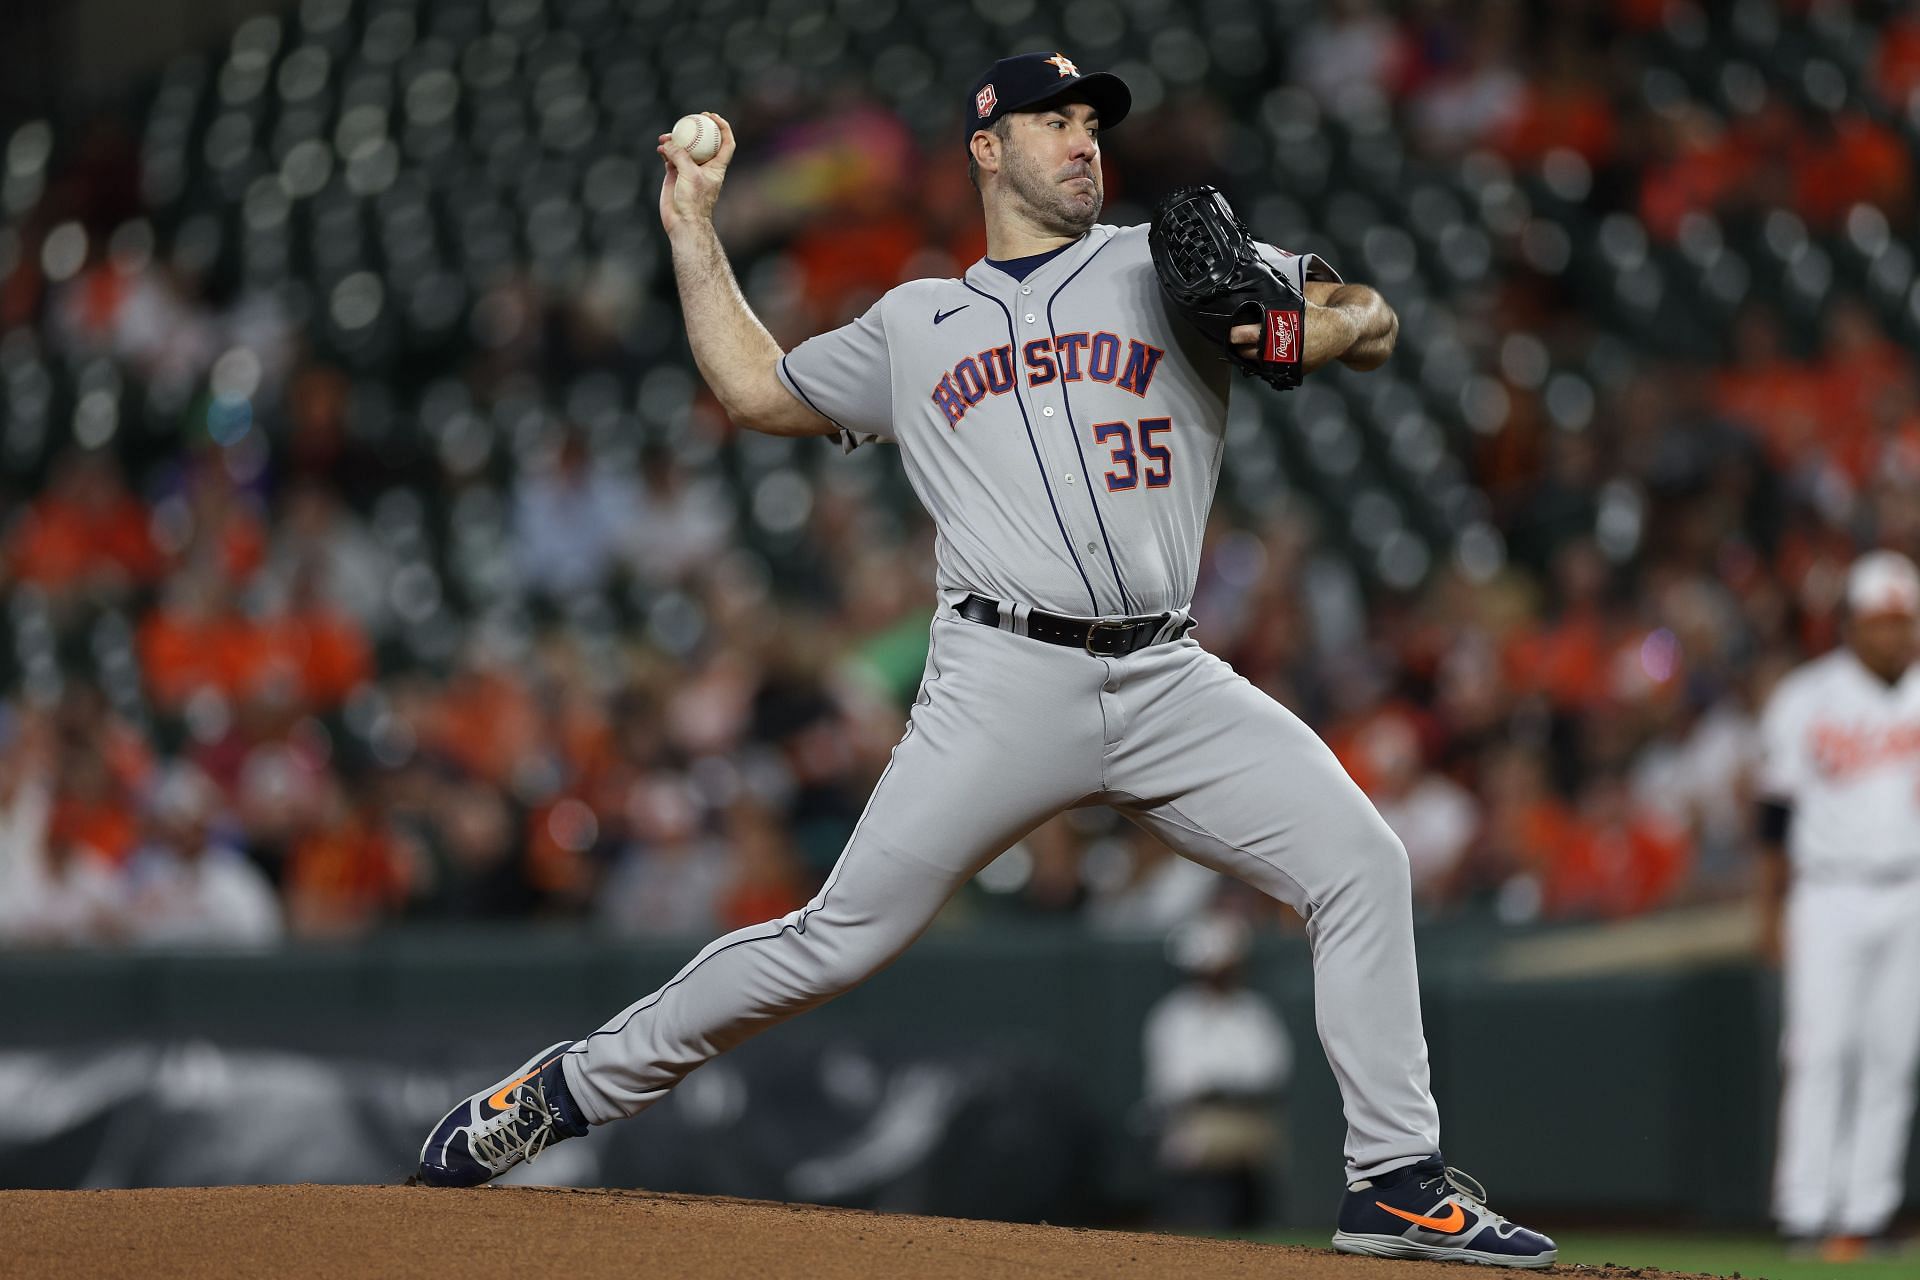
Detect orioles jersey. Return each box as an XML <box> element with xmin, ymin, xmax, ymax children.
<box><xmin>1758</xmin><ymin>648</ymin><xmax>1920</xmax><ymax>879</ymax></box>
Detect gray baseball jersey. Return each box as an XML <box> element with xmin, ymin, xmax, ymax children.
<box><xmin>775</xmin><ymin>224</ymin><xmax>1337</xmax><ymax>618</ymax></box>
<box><xmin>561</xmin><ymin>224</ymin><xmax>1442</xmax><ymax>1183</ymax></box>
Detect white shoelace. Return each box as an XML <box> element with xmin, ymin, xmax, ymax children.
<box><xmin>469</xmin><ymin>1077</ymin><xmax>562</xmax><ymax>1171</ymax></box>
<box><xmin>1422</xmin><ymin>1166</ymin><xmax>1518</xmax><ymax>1231</ymax></box>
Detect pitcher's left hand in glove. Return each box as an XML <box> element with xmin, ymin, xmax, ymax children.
<box><xmin>1149</xmin><ymin>184</ymin><xmax>1306</xmax><ymax>392</ymax></box>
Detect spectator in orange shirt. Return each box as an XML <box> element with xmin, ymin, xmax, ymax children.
<box><xmin>1712</xmin><ymin>305</ymin><xmax>1824</xmax><ymax>466</ymax></box>
<box><xmin>253</xmin><ymin>564</ymin><xmax>374</xmax><ymax>712</ymax></box>
<box><xmin>1875</xmin><ymin>15</ymin><xmax>1920</xmax><ymax>111</ymax></box>
<box><xmin>1495</xmin><ymin>33</ymin><xmax>1618</xmax><ymax>169</ymax></box>
<box><xmin>523</xmin><ymin>792</ymin><xmax>605</xmax><ymax>911</ymax></box>
<box><xmin>137</xmin><ymin>567</ymin><xmax>263</xmax><ymax>711</ymax></box>
<box><xmin>1504</xmin><ymin>540</ymin><xmax>1613</xmax><ymax>714</ymax></box>
<box><xmin>1554</xmin><ymin>773</ymin><xmax>1693</xmax><ymax>918</ymax></box>
<box><xmin>283</xmin><ymin>775</ymin><xmax>413</xmax><ymax>937</ymax></box>
<box><xmin>786</xmin><ymin>201</ymin><xmax>926</xmax><ymax>327</ymax></box>
<box><xmin>1638</xmin><ymin>105</ymin><xmax>1753</xmax><ymax>243</ymax></box>
<box><xmin>1792</xmin><ymin>113</ymin><xmax>1912</xmax><ymax>232</ymax></box>
<box><xmin>718</xmin><ymin>800</ymin><xmax>810</xmax><ymax>931</ymax></box>
<box><xmin>421</xmin><ymin>656</ymin><xmax>544</xmax><ymax>788</ymax></box>
<box><xmin>1816</xmin><ymin>299</ymin><xmax>1917</xmax><ymax>468</ymax></box>
<box><xmin>1471</xmin><ymin>743</ymin><xmax>1585</xmax><ymax>917</ymax></box>
<box><xmin>7</xmin><ymin>450</ymin><xmax>164</xmax><ymax>598</ymax></box>
<box><xmin>47</xmin><ymin>738</ymin><xmax>141</xmax><ymax>867</ymax></box>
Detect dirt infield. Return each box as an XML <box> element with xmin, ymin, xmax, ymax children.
<box><xmin>5</xmin><ymin>1185</ymin><xmax>1721</xmax><ymax>1279</ymax></box>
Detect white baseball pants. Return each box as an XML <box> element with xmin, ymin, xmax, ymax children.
<box><xmin>562</xmin><ymin>614</ymin><xmax>1441</xmax><ymax>1179</ymax></box>
<box><xmin>1772</xmin><ymin>874</ymin><xmax>1920</xmax><ymax>1237</ymax></box>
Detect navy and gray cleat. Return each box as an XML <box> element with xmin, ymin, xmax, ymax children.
<box><xmin>1331</xmin><ymin>1155</ymin><xmax>1557</xmax><ymax>1269</ymax></box>
<box><xmin>417</xmin><ymin>1041</ymin><xmax>589</xmax><ymax>1188</ymax></box>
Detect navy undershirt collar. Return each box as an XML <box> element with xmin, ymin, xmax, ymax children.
<box><xmin>985</xmin><ymin>242</ymin><xmax>1073</xmax><ymax>282</ymax></box>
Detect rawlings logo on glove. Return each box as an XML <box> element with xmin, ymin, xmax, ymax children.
<box><xmin>1149</xmin><ymin>185</ymin><xmax>1305</xmax><ymax>392</ymax></box>
<box><xmin>1266</xmin><ymin>309</ymin><xmax>1300</xmax><ymax>364</ymax></box>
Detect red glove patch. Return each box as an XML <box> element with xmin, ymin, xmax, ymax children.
<box><xmin>1265</xmin><ymin>310</ymin><xmax>1301</xmax><ymax>365</ymax></box>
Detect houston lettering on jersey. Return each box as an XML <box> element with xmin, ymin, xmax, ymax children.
<box><xmin>1809</xmin><ymin>720</ymin><xmax>1920</xmax><ymax>778</ymax></box>
<box><xmin>931</xmin><ymin>332</ymin><xmax>1167</xmax><ymax>427</ymax></box>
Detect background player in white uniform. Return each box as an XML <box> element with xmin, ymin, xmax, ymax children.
<box><xmin>1143</xmin><ymin>914</ymin><xmax>1293</xmax><ymax>1230</ymax></box>
<box><xmin>418</xmin><ymin>52</ymin><xmax>1556</xmax><ymax>1267</ymax></box>
<box><xmin>1757</xmin><ymin>550</ymin><xmax>1920</xmax><ymax>1258</ymax></box>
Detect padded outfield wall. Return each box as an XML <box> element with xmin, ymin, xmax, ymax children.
<box><xmin>1</xmin><ymin>917</ymin><xmax>1915</xmax><ymax>1229</ymax></box>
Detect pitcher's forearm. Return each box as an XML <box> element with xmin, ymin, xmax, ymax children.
<box><xmin>668</xmin><ymin>217</ymin><xmax>794</xmax><ymax>428</ymax></box>
<box><xmin>1303</xmin><ymin>283</ymin><xmax>1396</xmax><ymax>372</ymax></box>
<box><xmin>1301</xmin><ymin>303</ymin><xmax>1357</xmax><ymax>373</ymax></box>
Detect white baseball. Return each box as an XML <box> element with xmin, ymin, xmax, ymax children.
<box><xmin>671</xmin><ymin>114</ymin><xmax>721</xmax><ymax>164</ymax></box>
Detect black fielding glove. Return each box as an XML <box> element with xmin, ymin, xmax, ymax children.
<box><xmin>1149</xmin><ymin>184</ymin><xmax>1305</xmax><ymax>392</ymax></box>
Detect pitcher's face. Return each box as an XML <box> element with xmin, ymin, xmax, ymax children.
<box><xmin>994</xmin><ymin>100</ymin><xmax>1103</xmax><ymax>237</ymax></box>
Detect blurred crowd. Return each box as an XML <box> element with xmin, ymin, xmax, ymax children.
<box><xmin>4</xmin><ymin>0</ymin><xmax>1920</xmax><ymax>947</ymax></box>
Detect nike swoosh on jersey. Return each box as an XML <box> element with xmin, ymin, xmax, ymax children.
<box><xmin>933</xmin><ymin>305</ymin><xmax>970</xmax><ymax>325</ymax></box>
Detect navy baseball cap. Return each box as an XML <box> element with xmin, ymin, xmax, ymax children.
<box><xmin>964</xmin><ymin>52</ymin><xmax>1131</xmax><ymax>150</ymax></box>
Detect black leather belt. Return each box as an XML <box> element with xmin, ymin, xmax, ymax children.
<box><xmin>958</xmin><ymin>593</ymin><xmax>1175</xmax><ymax>657</ymax></box>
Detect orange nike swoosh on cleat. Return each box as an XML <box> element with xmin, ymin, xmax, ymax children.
<box><xmin>485</xmin><ymin>1054</ymin><xmax>566</xmax><ymax>1113</ymax></box>
<box><xmin>1376</xmin><ymin>1201</ymin><xmax>1469</xmax><ymax>1233</ymax></box>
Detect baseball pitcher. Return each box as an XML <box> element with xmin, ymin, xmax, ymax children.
<box><xmin>417</xmin><ymin>52</ymin><xmax>1556</xmax><ymax>1267</ymax></box>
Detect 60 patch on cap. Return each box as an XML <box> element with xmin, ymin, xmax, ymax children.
<box><xmin>963</xmin><ymin>51</ymin><xmax>1131</xmax><ymax>148</ymax></box>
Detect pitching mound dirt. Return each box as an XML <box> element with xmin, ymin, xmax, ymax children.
<box><xmin>5</xmin><ymin>1185</ymin><xmax>1720</xmax><ymax>1279</ymax></box>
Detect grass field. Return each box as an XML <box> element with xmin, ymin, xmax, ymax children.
<box><xmin>1249</xmin><ymin>1229</ymin><xmax>1915</xmax><ymax>1279</ymax></box>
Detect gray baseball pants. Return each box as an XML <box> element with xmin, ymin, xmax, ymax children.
<box><xmin>562</xmin><ymin>612</ymin><xmax>1441</xmax><ymax>1179</ymax></box>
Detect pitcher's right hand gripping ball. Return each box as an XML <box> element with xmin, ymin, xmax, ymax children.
<box><xmin>656</xmin><ymin>111</ymin><xmax>734</xmax><ymax>234</ymax></box>
<box><xmin>1150</xmin><ymin>184</ymin><xmax>1305</xmax><ymax>392</ymax></box>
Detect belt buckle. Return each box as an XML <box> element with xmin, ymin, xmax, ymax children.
<box><xmin>1084</xmin><ymin>619</ymin><xmax>1133</xmax><ymax>656</ymax></box>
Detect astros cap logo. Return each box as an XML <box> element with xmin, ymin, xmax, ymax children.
<box><xmin>975</xmin><ymin>84</ymin><xmax>997</xmax><ymax>117</ymax></box>
<box><xmin>1046</xmin><ymin>53</ymin><xmax>1079</xmax><ymax>77</ymax></box>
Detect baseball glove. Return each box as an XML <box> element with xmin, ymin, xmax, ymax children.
<box><xmin>1149</xmin><ymin>184</ymin><xmax>1305</xmax><ymax>392</ymax></box>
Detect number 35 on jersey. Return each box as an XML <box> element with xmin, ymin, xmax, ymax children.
<box><xmin>1093</xmin><ymin>418</ymin><xmax>1172</xmax><ymax>492</ymax></box>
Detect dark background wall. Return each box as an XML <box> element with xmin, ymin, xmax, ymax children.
<box><xmin>4</xmin><ymin>927</ymin><xmax>1904</xmax><ymax>1228</ymax></box>
<box><xmin>1</xmin><ymin>0</ymin><xmax>285</xmax><ymax>123</ymax></box>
